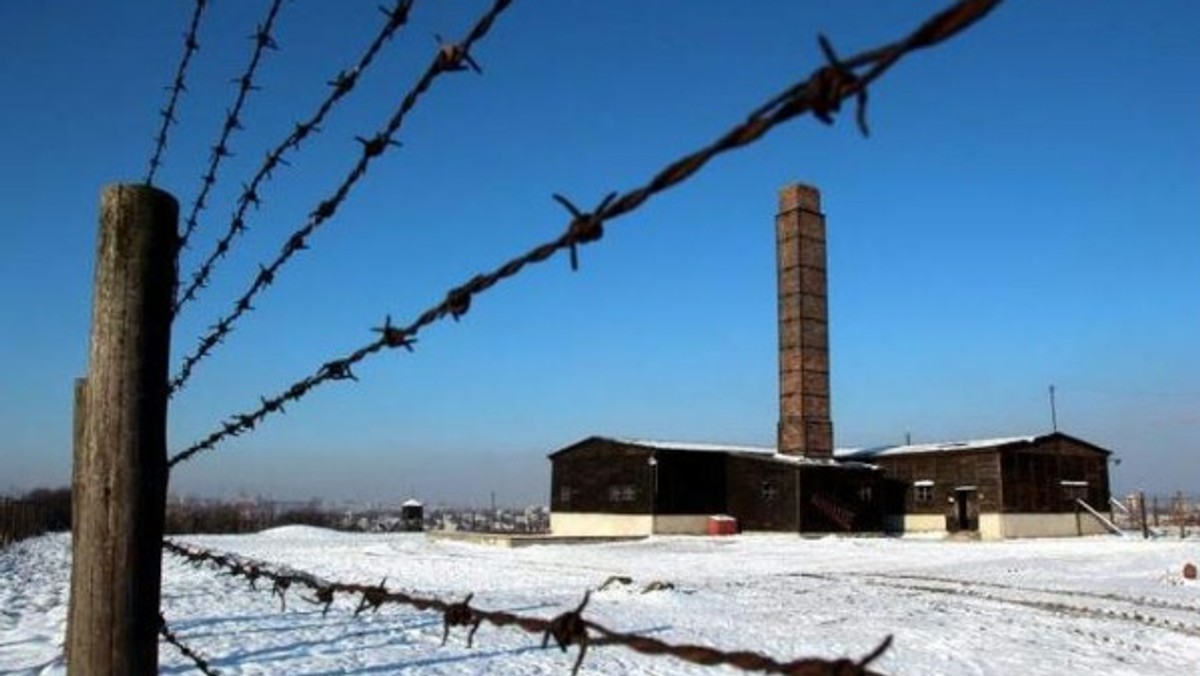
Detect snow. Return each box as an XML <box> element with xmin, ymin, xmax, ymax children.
<box><xmin>835</xmin><ymin>436</ymin><xmax>1036</xmax><ymax>460</ymax></box>
<box><xmin>615</xmin><ymin>437</ymin><xmax>777</xmax><ymax>455</ymax></box>
<box><xmin>3</xmin><ymin>532</ymin><xmax>1199</xmax><ymax>674</ymax></box>
<box><xmin>615</xmin><ymin>438</ymin><xmax>873</xmax><ymax>468</ymax></box>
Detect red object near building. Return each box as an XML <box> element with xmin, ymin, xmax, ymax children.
<box><xmin>707</xmin><ymin>515</ymin><xmax>738</xmax><ymax>535</ymax></box>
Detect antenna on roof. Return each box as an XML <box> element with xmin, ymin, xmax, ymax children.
<box><xmin>904</xmin><ymin>431</ymin><xmax>911</xmax><ymax>445</ymax></box>
<box><xmin>1048</xmin><ymin>384</ymin><xmax>1059</xmax><ymax>432</ymax></box>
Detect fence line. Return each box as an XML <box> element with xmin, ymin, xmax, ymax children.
<box><xmin>170</xmin><ymin>0</ymin><xmax>1000</xmax><ymax>466</ymax></box>
<box><xmin>145</xmin><ymin>0</ymin><xmax>210</xmax><ymax>186</ymax></box>
<box><xmin>176</xmin><ymin>0</ymin><xmax>287</xmax><ymax>258</ymax></box>
<box><xmin>159</xmin><ymin>613</ymin><xmax>220</xmax><ymax>676</ymax></box>
<box><xmin>163</xmin><ymin>540</ymin><xmax>891</xmax><ymax>675</ymax></box>
<box><xmin>168</xmin><ymin>0</ymin><xmax>513</xmax><ymax>396</ymax></box>
<box><xmin>173</xmin><ymin>0</ymin><xmax>416</xmax><ymax>316</ymax></box>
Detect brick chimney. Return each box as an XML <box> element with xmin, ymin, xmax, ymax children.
<box><xmin>776</xmin><ymin>183</ymin><xmax>832</xmax><ymax>458</ymax></box>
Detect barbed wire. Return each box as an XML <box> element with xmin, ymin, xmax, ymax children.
<box><xmin>168</xmin><ymin>0</ymin><xmax>514</xmax><ymax>396</ymax></box>
<box><xmin>159</xmin><ymin>612</ymin><xmax>220</xmax><ymax>675</ymax></box>
<box><xmin>170</xmin><ymin>0</ymin><xmax>1001</xmax><ymax>466</ymax></box>
<box><xmin>163</xmin><ymin>540</ymin><xmax>891</xmax><ymax>675</ymax></box>
<box><xmin>145</xmin><ymin>0</ymin><xmax>210</xmax><ymax>186</ymax></box>
<box><xmin>173</xmin><ymin>0</ymin><xmax>416</xmax><ymax>317</ymax></box>
<box><xmin>175</xmin><ymin>0</ymin><xmax>287</xmax><ymax>261</ymax></box>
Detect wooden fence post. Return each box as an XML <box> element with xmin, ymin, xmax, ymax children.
<box><xmin>64</xmin><ymin>376</ymin><xmax>87</xmax><ymax>665</ymax></box>
<box><xmin>67</xmin><ymin>184</ymin><xmax>177</xmax><ymax>676</ymax></box>
<box><xmin>1138</xmin><ymin>490</ymin><xmax>1149</xmax><ymax>540</ymax></box>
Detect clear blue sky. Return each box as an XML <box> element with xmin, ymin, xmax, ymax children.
<box><xmin>1</xmin><ymin>1</ymin><xmax>1197</xmax><ymax>506</ymax></box>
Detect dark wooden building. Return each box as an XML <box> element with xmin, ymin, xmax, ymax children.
<box><xmin>545</xmin><ymin>184</ymin><xmax>1116</xmax><ymax>540</ymax></box>
<box><xmin>835</xmin><ymin>432</ymin><xmax>1114</xmax><ymax>538</ymax></box>
<box><xmin>549</xmin><ymin>437</ymin><xmax>883</xmax><ymax>535</ymax></box>
<box><xmin>400</xmin><ymin>499</ymin><xmax>424</xmax><ymax>532</ymax></box>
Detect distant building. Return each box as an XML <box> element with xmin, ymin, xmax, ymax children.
<box><xmin>549</xmin><ymin>437</ymin><xmax>881</xmax><ymax>536</ymax></box>
<box><xmin>547</xmin><ymin>183</ymin><xmax>1115</xmax><ymax>540</ymax></box>
<box><xmin>836</xmin><ymin>432</ymin><xmax>1113</xmax><ymax>539</ymax></box>
<box><xmin>401</xmin><ymin>499</ymin><xmax>424</xmax><ymax>532</ymax></box>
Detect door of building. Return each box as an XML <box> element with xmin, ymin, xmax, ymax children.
<box><xmin>952</xmin><ymin>487</ymin><xmax>978</xmax><ymax>532</ymax></box>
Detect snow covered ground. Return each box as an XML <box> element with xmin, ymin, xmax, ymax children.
<box><xmin>2</xmin><ymin>529</ymin><xmax>1198</xmax><ymax>675</ymax></box>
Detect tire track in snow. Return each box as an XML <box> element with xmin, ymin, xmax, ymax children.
<box><xmin>791</xmin><ymin>572</ymin><xmax>1200</xmax><ymax>639</ymax></box>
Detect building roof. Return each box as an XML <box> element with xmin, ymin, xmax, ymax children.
<box><xmin>615</xmin><ymin>438</ymin><xmax>775</xmax><ymax>455</ymax></box>
<box><xmin>569</xmin><ymin>437</ymin><xmax>876</xmax><ymax>469</ymax></box>
<box><xmin>833</xmin><ymin>436</ymin><xmax>1035</xmax><ymax>460</ymax></box>
<box><xmin>832</xmin><ymin>432</ymin><xmax>1111</xmax><ymax>460</ymax></box>
<box><xmin>551</xmin><ymin>432</ymin><xmax>1109</xmax><ymax>463</ymax></box>
<box><xmin>401</xmin><ymin>499</ymin><xmax>423</xmax><ymax>508</ymax></box>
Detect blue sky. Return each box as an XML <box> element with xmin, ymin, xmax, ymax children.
<box><xmin>1</xmin><ymin>1</ymin><xmax>1196</xmax><ymax>506</ymax></box>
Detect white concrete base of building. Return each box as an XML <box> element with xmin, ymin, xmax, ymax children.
<box><xmin>888</xmin><ymin>511</ymin><xmax>1113</xmax><ymax>540</ymax></box>
<box><xmin>983</xmin><ymin>512</ymin><xmax>1110</xmax><ymax>539</ymax></box>
<box><xmin>550</xmin><ymin>512</ymin><xmax>711</xmax><ymax>536</ymax></box>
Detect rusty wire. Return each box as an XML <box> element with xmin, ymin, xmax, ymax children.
<box><xmin>145</xmin><ymin>0</ymin><xmax>210</xmax><ymax>186</ymax></box>
<box><xmin>168</xmin><ymin>0</ymin><xmax>513</xmax><ymax>396</ymax></box>
<box><xmin>173</xmin><ymin>0</ymin><xmax>416</xmax><ymax>317</ymax></box>
<box><xmin>170</xmin><ymin>0</ymin><xmax>1001</xmax><ymax>466</ymax></box>
<box><xmin>159</xmin><ymin>612</ymin><xmax>220</xmax><ymax>675</ymax></box>
<box><xmin>163</xmin><ymin>540</ymin><xmax>891</xmax><ymax>675</ymax></box>
<box><xmin>176</xmin><ymin>0</ymin><xmax>287</xmax><ymax>261</ymax></box>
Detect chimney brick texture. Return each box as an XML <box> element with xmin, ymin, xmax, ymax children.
<box><xmin>776</xmin><ymin>183</ymin><xmax>833</xmax><ymax>457</ymax></box>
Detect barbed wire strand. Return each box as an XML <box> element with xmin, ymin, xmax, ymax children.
<box><xmin>159</xmin><ymin>612</ymin><xmax>220</xmax><ymax>675</ymax></box>
<box><xmin>173</xmin><ymin>0</ymin><xmax>417</xmax><ymax>317</ymax></box>
<box><xmin>170</xmin><ymin>0</ymin><xmax>1001</xmax><ymax>467</ymax></box>
<box><xmin>176</xmin><ymin>0</ymin><xmax>287</xmax><ymax>261</ymax></box>
<box><xmin>145</xmin><ymin>0</ymin><xmax>210</xmax><ymax>186</ymax></box>
<box><xmin>163</xmin><ymin>540</ymin><xmax>891</xmax><ymax>675</ymax></box>
<box><xmin>169</xmin><ymin>0</ymin><xmax>514</xmax><ymax>396</ymax></box>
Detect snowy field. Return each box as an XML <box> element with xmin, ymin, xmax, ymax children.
<box><xmin>2</xmin><ymin>529</ymin><xmax>1198</xmax><ymax>675</ymax></box>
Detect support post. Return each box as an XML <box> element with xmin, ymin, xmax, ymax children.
<box><xmin>65</xmin><ymin>376</ymin><xmax>87</xmax><ymax>665</ymax></box>
<box><xmin>67</xmin><ymin>185</ymin><xmax>177</xmax><ymax>676</ymax></box>
<box><xmin>1138</xmin><ymin>491</ymin><xmax>1149</xmax><ymax>540</ymax></box>
<box><xmin>1178</xmin><ymin>491</ymin><xmax>1186</xmax><ymax>540</ymax></box>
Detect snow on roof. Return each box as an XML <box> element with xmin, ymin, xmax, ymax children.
<box><xmin>401</xmin><ymin>499</ymin><xmax>423</xmax><ymax>508</ymax></box>
<box><xmin>833</xmin><ymin>436</ymin><xmax>1037</xmax><ymax>460</ymax></box>
<box><xmin>613</xmin><ymin>438</ymin><xmax>875</xmax><ymax>469</ymax></box>
<box><xmin>616</xmin><ymin>438</ymin><xmax>776</xmax><ymax>455</ymax></box>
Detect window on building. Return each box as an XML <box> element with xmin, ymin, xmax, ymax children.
<box><xmin>559</xmin><ymin>486</ymin><xmax>572</xmax><ymax>505</ymax></box>
<box><xmin>761</xmin><ymin>481</ymin><xmax>778</xmax><ymax>502</ymax></box>
<box><xmin>858</xmin><ymin>486</ymin><xmax>874</xmax><ymax>503</ymax></box>
<box><xmin>608</xmin><ymin>485</ymin><xmax>637</xmax><ymax>503</ymax></box>
<box><xmin>913</xmin><ymin>481</ymin><xmax>934</xmax><ymax>504</ymax></box>
<box><xmin>1061</xmin><ymin>480</ymin><xmax>1088</xmax><ymax>504</ymax></box>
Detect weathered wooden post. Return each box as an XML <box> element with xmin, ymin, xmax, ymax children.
<box><xmin>64</xmin><ymin>376</ymin><xmax>87</xmax><ymax>664</ymax></box>
<box><xmin>1177</xmin><ymin>491</ymin><xmax>1186</xmax><ymax>539</ymax></box>
<box><xmin>68</xmin><ymin>185</ymin><xmax>177</xmax><ymax>676</ymax></box>
<box><xmin>1138</xmin><ymin>490</ymin><xmax>1149</xmax><ymax>540</ymax></box>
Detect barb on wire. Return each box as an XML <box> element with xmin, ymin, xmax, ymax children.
<box><xmin>163</xmin><ymin>540</ymin><xmax>891</xmax><ymax>675</ymax></box>
<box><xmin>176</xmin><ymin>0</ymin><xmax>287</xmax><ymax>261</ymax></box>
<box><xmin>159</xmin><ymin>613</ymin><xmax>220</xmax><ymax>675</ymax></box>
<box><xmin>169</xmin><ymin>0</ymin><xmax>514</xmax><ymax>396</ymax></box>
<box><xmin>174</xmin><ymin>0</ymin><xmax>416</xmax><ymax>316</ymax></box>
<box><xmin>170</xmin><ymin>0</ymin><xmax>1000</xmax><ymax>466</ymax></box>
<box><xmin>145</xmin><ymin>0</ymin><xmax>210</xmax><ymax>186</ymax></box>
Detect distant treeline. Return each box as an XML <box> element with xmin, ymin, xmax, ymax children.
<box><xmin>1</xmin><ymin>486</ymin><xmax>342</xmax><ymax>541</ymax></box>
<box><xmin>165</xmin><ymin>499</ymin><xmax>338</xmax><ymax>534</ymax></box>
<box><xmin>0</xmin><ymin>487</ymin><xmax>71</xmax><ymax>547</ymax></box>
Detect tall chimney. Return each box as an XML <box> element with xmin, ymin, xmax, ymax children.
<box><xmin>776</xmin><ymin>183</ymin><xmax>832</xmax><ymax>458</ymax></box>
